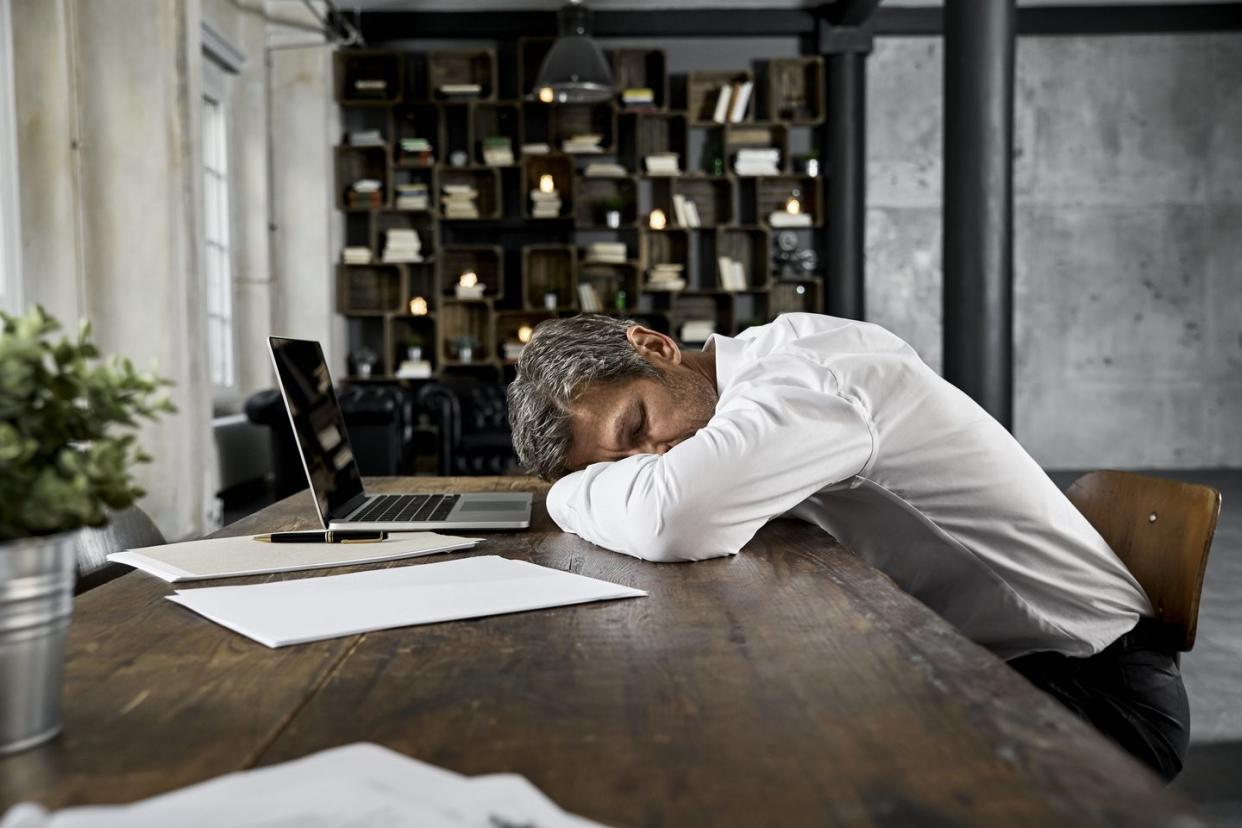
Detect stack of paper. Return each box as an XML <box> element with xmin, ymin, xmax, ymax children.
<box><xmin>341</xmin><ymin>246</ymin><xmax>373</xmax><ymax>265</ymax></box>
<box><xmin>734</xmin><ymin>148</ymin><xmax>780</xmax><ymax>176</ymax></box>
<box><xmin>165</xmin><ymin>556</ymin><xmax>645</xmax><ymax>648</ymax></box>
<box><xmin>442</xmin><ymin>184</ymin><xmax>479</xmax><ymax>219</ymax></box>
<box><xmin>644</xmin><ymin>153</ymin><xmax>680</xmax><ymax>176</ymax></box>
<box><xmin>583</xmin><ymin>241</ymin><xmax>627</xmax><ymax>264</ymax></box>
<box><xmin>563</xmin><ymin>133</ymin><xmax>603</xmax><ymax>154</ymax></box>
<box><xmin>647</xmin><ymin>263</ymin><xmax>685</xmax><ymax>292</ymax></box>
<box><xmin>1</xmin><ymin>742</ymin><xmax>608</xmax><ymax>827</ymax></box>
<box><xmin>109</xmin><ymin>532</ymin><xmax>481</xmax><ymax>583</ymax></box>
<box><xmin>382</xmin><ymin>229</ymin><xmax>423</xmax><ymax>263</ymax></box>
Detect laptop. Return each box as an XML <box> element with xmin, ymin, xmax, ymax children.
<box><xmin>268</xmin><ymin>336</ymin><xmax>532</xmax><ymax>531</ymax></box>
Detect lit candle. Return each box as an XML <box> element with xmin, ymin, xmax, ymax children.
<box><xmin>649</xmin><ymin>208</ymin><xmax>667</xmax><ymax>230</ymax></box>
<box><xmin>785</xmin><ymin>196</ymin><xmax>801</xmax><ymax>215</ymax></box>
<box><xmin>539</xmin><ymin>174</ymin><xmax>555</xmax><ymax>194</ymax></box>
<box><xmin>538</xmin><ymin>86</ymin><xmax>554</xmax><ymax>104</ymax></box>
<box><xmin>459</xmin><ymin>271</ymin><xmax>478</xmax><ymax>288</ymax></box>
<box><xmin>409</xmin><ymin>296</ymin><xmax>428</xmax><ymax>316</ymax></box>
<box><xmin>517</xmin><ymin>324</ymin><xmax>534</xmax><ymax>344</ymax></box>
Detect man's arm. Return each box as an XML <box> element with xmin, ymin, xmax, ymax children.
<box><xmin>545</xmin><ymin>354</ymin><xmax>875</xmax><ymax>562</ymax></box>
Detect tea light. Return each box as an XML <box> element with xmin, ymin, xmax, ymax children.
<box><xmin>538</xmin><ymin>86</ymin><xmax>555</xmax><ymax>104</ymax></box>
<box><xmin>539</xmin><ymin>174</ymin><xmax>555</xmax><ymax>194</ymax></box>
<box><xmin>649</xmin><ymin>208</ymin><xmax>667</xmax><ymax>230</ymax></box>
<box><xmin>785</xmin><ymin>196</ymin><xmax>801</xmax><ymax>215</ymax></box>
<box><xmin>409</xmin><ymin>296</ymin><xmax>428</xmax><ymax>316</ymax></box>
<box><xmin>517</xmin><ymin>324</ymin><xmax>534</xmax><ymax>344</ymax></box>
<box><xmin>795</xmin><ymin>284</ymin><xmax>806</xmax><ymax>295</ymax></box>
<box><xmin>455</xmin><ymin>270</ymin><xmax>484</xmax><ymax>299</ymax></box>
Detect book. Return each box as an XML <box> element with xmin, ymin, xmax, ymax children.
<box><xmin>349</xmin><ymin>129</ymin><xmax>384</xmax><ymax>147</ymax></box>
<box><xmin>352</xmin><ymin>179</ymin><xmax>382</xmax><ymax>193</ymax></box>
<box><xmin>622</xmin><ymin>87</ymin><xmax>655</xmax><ymax>108</ymax></box>
<box><xmin>733</xmin><ymin>147</ymin><xmax>781</xmax><ymax>176</ymax></box>
<box><xmin>481</xmin><ymin>136</ymin><xmax>514</xmax><ymax>166</ymax></box>
<box><xmin>729</xmin><ymin>80</ymin><xmax>754</xmax><ymax>123</ymax></box>
<box><xmin>521</xmin><ymin>142</ymin><xmax>551</xmax><ymax>155</ymax></box>
<box><xmin>583</xmin><ymin>242</ymin><xmax>627</xmax><ymax>264</ymax></box>
<box><xmin>395</xmin><ymin>183</ymin><xmax>429</xmax><ymax>210</ymax></box>
<box><xmin>439</xmin><ymin>83</ymin><xmax>482</xmax><ymax>97</ymax></box>
<box><xmin>584</xmin><ymin>162</ymin><xmax>627</xmax><ymax>177</ymax></box>
<box><xmin>578</xmin><ymin>283</ymin><xmax>603</xmax><ymax>312</ymax></box>
<box><xmin>353</xmin><ymin>79</ymin><xmax>387</xmax><ymax>93</ymax></box>
<box><xmin>342</xmin><ymin>246</ymin><xmax>373</xmax><ymax>265</ymax></box>
<box><xmin>644</xmin><ymin>153</ymin><xmax>680</xmax><ymax>176</ymax></box>
<box><xmin>672</xmin><ymin>194</ymin><xmax>689</xmax><ymax>227</ymax></box>
<box><xmin>563</xmin><ymin>133</ymin><xmax>604</xmax><ymax>154</ymax></box>
<box><xmin>381</xmin><ymin>229</ymin><xmax>422</xmax><ymax>263</ymax></box>
<box><xmin>684</xmin><ymin>200</ymin><xmax>702</xmax><ymax>228</ymax></box>
<box><xmin>711</xmin><ymin>83</ymin><xmax>732</xmax><ymax>124</ymax></box>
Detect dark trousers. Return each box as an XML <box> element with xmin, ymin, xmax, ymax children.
<box><xmin>1007</xmin><ymin>617</ymin><xmax>1190</xmax><ymax>782</ymax></box>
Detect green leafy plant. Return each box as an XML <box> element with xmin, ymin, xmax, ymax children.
<box><xmin>0</xmin><ymin>306</ymin><xmax>174</xmax><ymax>541</ymax></box>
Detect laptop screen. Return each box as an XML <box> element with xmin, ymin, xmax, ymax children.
<box><xmin>268</xmin><ymin>337</ymin><xmax>366</xmax><ymax>524</ymax></box>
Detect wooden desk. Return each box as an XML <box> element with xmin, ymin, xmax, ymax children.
<box><xmin>0</xmin><ymin>477</ymin><xmax>1200</xmax><ymax>826</ymax></box>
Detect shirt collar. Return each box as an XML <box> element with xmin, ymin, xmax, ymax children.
<box><xmin>704</xmin><ymin>333</ymin><xmax>744</xmax><ymax>397</ymax></box>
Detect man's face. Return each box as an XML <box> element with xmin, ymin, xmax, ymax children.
<box><xmin>565</xmin><ymin>365</ymin><xmax>718</xmax><ymax>471</ymax></box>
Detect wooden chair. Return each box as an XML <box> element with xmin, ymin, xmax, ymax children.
<box><xmin>1066</xmin><ymin>470</ymin><xmax>1221</xmax><ymax>652</ymax></box>
<box><xmin>74</xmin><ymin>506</ymin><xmax>166</xmax><ymax>595</ymax></box>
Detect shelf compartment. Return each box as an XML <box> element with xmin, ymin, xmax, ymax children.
<box><xmin>437</xmin><ymin>166</ymin><xmax>501</xmax><ymax>220</ymax></box>
<box><xmin>715</xmin><ymin>228</ymin><xmax>770</xmax><ymax>289</ymax></box>
<box><xmin>438</xmin><ymin>300</ymin><xmax>494</xmax><ymax>365</ymax></box>
<box><xmin>574</xmin><ymin>176</ymin><xmax>639</xmax><ymax>229</ymax></box>
<box><xmin>756</xmin><ymin>176</ymin><xmax>821</xmax><ymax>228</ymax></box>
<box><xmin>770</xmin><ymin>279</ymin><xmax>822</xmax><ymax>315</ymax></box>
<box><xmin>337</xmin><ymin>265</ymin><xmax>405</xmax><ymax>314</ymax></box>
<box><xmin>521</xmin><ymin>154</ymin><xmax>573</xmax><ymax>219</ymax></box>
<box><xmin>441</xmin><ymin>245</ymin><xmax>503</xmax><ymax>300</ymax></box>
<box><xmin>374</xmin><ymin>211</ymin><xmax>435</xmax><ymax>262</ymax></box>
<box><xmin>578</xmin><ymin>262</ymin><xmax>640</xmax><ymax>314</ymax></box>
<box><xmin>685</xmin><ymin>71</ymin><xmax>753</xmax><ymax>126</ymax></box>
<box><xmin>640</xmin><ymin>229</ymin><xmax>690</xmax><ymax>271</ymax></box>
<box><xmin>653</xmin><ymin>177</ymin><xmax>734</xmax><ymax>228</ymax></box>
<box><xmin>618</xmin><ymin>112</ymin><xmax>688</xmax><ymax>173</ymax></box>
<box><xmin>473</xmin><ymin>102</ymin><xmax>521</xmax><ymax>165</ymax></box>
<box><xmin>551</xmin><ymin>103</ymin><xmax>615</xmax><ymax>153</ymax></box>
<box><xmin>765</xmin><ymin>57</ymin><xmax>825</xmax><ymax>124</ymax></box>
<box><xmin>441</xmin><ymin>103</ymin><xmax>471</xmax><ymax>163</ymax></box>
<box><xmin>392</xmin><ymin>104</ymin><xmax>440</xmax><ymax>166</ymax></box>
<box><xmin>387</xmin><ymin>315</ymin><xmax>438</xmax><ymax>376</ymax></box>
<box><xmin>517</xmin><ymin>37</ymin><xmax>555</xmax><ymax>99</ymax></box>
<box><xmin>522</xmin><ymin>244</ymin><xmax>577</xmax><ymax>310</ymax></box>
<box><xmin>726</xmin><ymin>122</ymin><xmax>790</xmax><ymax>175</ymax></box>
<box><xmin>610</xmin><ymin>49</ymin><xmax>668</xmax><ymax>111</ymax></box>
<box><xmin>346</xmin><ymin>317</ymin><xmax>390</xmax><ymax>378</ymax></box>
<box><xmin>671</xmin><ymin>293</ymin><xmax>732</xmax><ymax>346</ymax></box>
<box><xmin>428</xmin><ymin>49</ymin><xmax>496</xmax><ymax>101</ymax></box>
<box><xmin>496</xmin><ymin>310</ymin><xmax>557</xmax><ymax>364</ymax></box>
<box><xmin>335</xmin><ymin>50</ymin><xmax>404</xmax><ymax>106</ymax></box>
<box><xmin>335</xmin><ymin>145</ymin><xmax>389</xmax><ymax>210</ymax></box>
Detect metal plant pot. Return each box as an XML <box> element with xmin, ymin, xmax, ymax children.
<box><xmin>0</xmin><ymin>531</ymin><xmax>76</xmax><ymax>754</ymax></box>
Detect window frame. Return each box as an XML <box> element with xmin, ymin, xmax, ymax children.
<box><xmin>202</xmin><ymin>55</ymin><xmax>239</xmax><ymax>409</ymax></box>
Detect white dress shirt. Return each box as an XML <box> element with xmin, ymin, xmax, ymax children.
<box><xmin>546</xmin><ymin>313</ymin><xmax>1151</xmax><ymax>659</ymax></box>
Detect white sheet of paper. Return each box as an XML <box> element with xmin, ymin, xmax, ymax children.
<box><xmin>166</xmin><ymin>555</ymin><xmax>646</xmax><ymax>647</ymax></box>
<box><xmin>0</xmin><ymin>743</ymin><xmax>609</xmax><ymax>828</ymax></box>
<box><xmin>108</xmin><ymin>533</ymin><xmax>482</xmax><ymax>582</ymax></box>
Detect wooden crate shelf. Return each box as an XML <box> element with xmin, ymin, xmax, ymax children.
<box><xmin>496</xmin><ymin>310</ymin><xmax>558</xmax><ymax>364</ymax></box>
<box><xmin>716</xmin><ymin>228</ymin><xmax>770</xmax><ymax>289</ymax></box>
<box><xmin>374</xmin><ymin>210</ymin><xmax>435</xmax><ymax>262</ymax></box>
<box><xmin>685</xmin><ymin>71</ymin><xmax>754</xmax><ymax>125</ymax></box>
<box><xmin>438</xmin><ymin>300</ymin><xmax>494</xmax><ymax>365</ymax></box>
<box><xmin>335</xmin><ymin>145</ymin><xmax>389</xmax><ymax>210</ymax></box>
<box><xmin>392</xmin><ymin>104</ymin><xmax>440</xmax><ymax>166</ymax></box>
<box><xmin>552</xmin><ymin>103</ymin><xmax>616</xmax><ymax>153</ymax></box>
<box><xmin>619</xmin><ymin>112</ymin><xmax>688</xmax><ymax>174</ymax></box>
<box><xmin>337</xmin><ymin>265</ymin><xmax>405</xmax><ymax>314</ymax></box>
<box><xmin>522</xmin><ymin>154</ymin><xmax>573</xmax><ymax>219</ymax></box>
<box><xmin>756</xmin><ymin>176</ymin><xmax>821</xmax><ymax>227</ymax></box>
<box><xmin>770</xmin><ymin>279</ymin><xmax>822</xmax><ymax>315</ymax></box>
<box><xmin>574</xmin><ymin>176</ymin><xmax>639</xmax><ymax>229</ymax></box>
<box><xmin>437</xmin><ymin>166</ymin><xmax>501</xmax><ymax>220</ymax></box>
<box><xmin>652</xmin><ymin>177</ymin><xmax>734</xmax><ymax>228</ymax></box>
<box><xmin>335</xmin><ymin>50</ymin><xmax>404</xmax><ymax>106</ymax></box>
<box><xmin>387</xmin><ymin>315</ymin><xmax>438</xmax><ymax>376</ymax></box>
<box><xmin>441</xmin><ymin>245</ymin><xmax>504</xmax><ymax>300</ymax></box>
<box><xmin>522</xmin><ymin>244</ymin><xmax>577</xmax><ymax>310</ymax></box>
<box><xmin>765</xmin><ymin>57</ymin><xmax>825</xmax><ymax>124</ymax></box>
<box><xmin>611</xmin><ymin>49</ymin><xmax>668</xmax><ymax>111</ymax></box>
<box><xmin>578</xmin><ymin>262</ymin><xmax>640</xmax><ymax>314</ymax></box>
<box><xmin>473</xmin><ymin>102</ymin><xmax>521</xmax><ymax>164</ymax></box>
<box><xmin>428</xmin><ymin>49</ymin><xmax>497</xmax><ymax>101</ymax></box>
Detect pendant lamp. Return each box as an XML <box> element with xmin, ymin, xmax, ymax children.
<box><xmin>533</xmin><ymin>0</ymin><xmax>614</xmax><ymax>104</ymax></box>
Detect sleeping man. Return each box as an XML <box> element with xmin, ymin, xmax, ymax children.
<box><xmin>507</xmin><ymin>312</ymin><xmax>1188</xmax><ymax>780</ymax></box>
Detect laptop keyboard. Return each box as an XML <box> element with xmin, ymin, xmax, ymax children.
<box><xmin>348</xmin><ymin>494</ymin><xmax>461</xmax><ymax>524</ymax></box>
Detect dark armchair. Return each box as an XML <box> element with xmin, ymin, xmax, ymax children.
<box><xmin>417</xmin><ymin>379</ymin><xmax>520</xmax><ymax>476</ymax></box>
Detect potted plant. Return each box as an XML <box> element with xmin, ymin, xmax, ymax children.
<box><xmin>454</xmin><ymin>335</ymin><xmax>480</xmax><ymax>364</ymax></box>
<box><xmin>404</xmin><ymin>332</ymin><xmax>424</xmax><ymax>362</ymax></box>
<box><xmin>601</xmin><ymin>195</ymin><xmax>625</xmax><ymax>229</ymax></box>
<box><xmin>0</xmin><ymin>306</ymin><xmax>172</xmax><ymax>754</ymax></box>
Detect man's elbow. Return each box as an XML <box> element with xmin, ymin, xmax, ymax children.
<box><xmin>628</xmin><ymin>521</ymin><xmax>739</xmax><ymax>563</ymax></box>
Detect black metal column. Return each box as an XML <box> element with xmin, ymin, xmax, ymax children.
<box><xmin>821</xmin><ymin>48</ymin><xmax>868</xmax><ymax>320</ymax></box>
<box><xmin>942</xmin><ymin>0</ymin><xmax>1015</xmax><ymax>427</ymax></box>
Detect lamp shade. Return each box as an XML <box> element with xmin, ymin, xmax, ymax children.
<box><xmin>534</xmin><ymin>3</ymin><xmax>614</xmax><ymax>104</ymax></box>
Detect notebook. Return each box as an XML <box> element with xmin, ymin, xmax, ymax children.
<box><xmin>108</xmin><ymin>532</ymin><xmax>483</xmax><ymax>583</ymax></box>
<box><xmin>166</xmin><ymin>555</ymin><xmax>647</xmax><ymax>647</ymax></box>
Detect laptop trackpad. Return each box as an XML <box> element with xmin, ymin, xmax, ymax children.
<box><xmin>459</xmin><ymin>500</ymin><xmax>526</xmax><ymax>512</ymax></box>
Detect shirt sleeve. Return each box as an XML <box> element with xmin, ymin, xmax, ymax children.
<box><xmin>545</xmin><ymin>352</ymin><xmax>876</xmax><ymax>562</ymax></box>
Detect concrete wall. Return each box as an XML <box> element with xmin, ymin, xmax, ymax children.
<box><xmin>867</xmin><ymin>33</ymin><xmax>1242</xmax><ymax>468</ymax></box>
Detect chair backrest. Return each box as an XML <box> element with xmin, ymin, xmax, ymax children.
<box><xmin>1066</xmin><ymin>470</ymin><xmax>1220</xmax><ymax>651</ymax></box>
<box><xmin>75</xmin><ymin>505</ymin><xmax>167</xmax><ymax>594</ymax></box>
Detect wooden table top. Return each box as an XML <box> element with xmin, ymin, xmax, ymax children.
<box><xmin>1</xmin><ymin>477</ymin><xmax>1201</xmax><ymax>826</ymax></box>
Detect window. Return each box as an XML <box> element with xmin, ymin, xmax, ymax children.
<box><xmin>0</xmin><ymin>0</ymin><xmax>21</xmax><ymax>315</ymax></box>
<box><xmin>202</xmin><ymin>63</ymin><xmax>234</xmax><ymax>388</ymax></box>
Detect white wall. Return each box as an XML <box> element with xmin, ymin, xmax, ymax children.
<box><xmin>0</xmin><ymin>0</ymin><xmax>21</xmax><ymax>315</ymax></box>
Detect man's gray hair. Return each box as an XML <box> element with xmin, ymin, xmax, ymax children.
<box><xmin>508</xmin><ymin>314</ymin><xmax>658</xmax><ymax>481</ymax></box>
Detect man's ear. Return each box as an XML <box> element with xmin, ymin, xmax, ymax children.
<box><xmin>626</xmin><ymin>325</ymin><xmax>681</xmax><ymax>366</ymax></box>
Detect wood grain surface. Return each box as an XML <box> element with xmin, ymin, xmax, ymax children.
<box><xmin>1</xmin><ymin>478</ymin><xmax>1202</xmax><ymax>827</ymax></box>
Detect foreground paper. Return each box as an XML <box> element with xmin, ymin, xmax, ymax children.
<box><xmin>167</xmin><ymin>555</ymin><xmax>646</xmax><ymax>647</ymax></box>
<box><xmin>0</xmin><ymin>742</ymin><xmax>606</xmax><ymax>828</ymax></box>
<box><xmin>108</xmin><ymin>532</ymin><xmax>482</xmax><ymax>582</ymax></box>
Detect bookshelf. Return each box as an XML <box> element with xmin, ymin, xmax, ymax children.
<box><xmin>334</xmin><ymin>46</ymin><xmax>826</xmax><ymax>381</ymax></box>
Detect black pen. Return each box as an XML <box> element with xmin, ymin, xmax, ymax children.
<box><xmin>254</xmin><ymin>530</ymin><xmax>388</xmax><ymax>544</ymax></box>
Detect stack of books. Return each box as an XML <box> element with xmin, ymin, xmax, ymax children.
<box><xmin>716</xmin><ymin>256</ymin><xmax>748</xmax><ymax>291</ymax></box>
<box><xmin>646</xmin><ymin>263</ymin><xmax>686</xmax><ymax>292</ymax></box>
<box><xmin>347</xmin><ymin>179</ymin><xmax>382</xmax><ymax>209</ymax></box>
<box><xmin>395</xmin><ymin>183</ymin><xmax>429</xmax><ymax>210</ymax></box>
<box><xmin>583</xmin><ymin>241</ymin><xmax>627</xmax><ymax>264</ymax></box>
<box><xmin>502</xmin><ymin>342</ymin><xmax>526</xmax><ymax>362</ymax></box>
<box><xmin>521</xmin><ymin>143</ymin><xmax>551</xmax><ymax>155</ymax></box>
<box><xmin>680</xmin><ymin>319</ymin><xmax>716</xmax><ymax>343</ymax></box>
<box><xmin>353</xmin><ymin>78</ymin><xmax>387</xmax><ymax>98</ymax></box>
<box><xmin>396</xmin><ymin>358</ymin><xmax>432</xmax><ymax>379</ymax></box>
<box><xmin>563</xmin><ymin>133</ymin><xmax>604</xmax><ymax>154</ymax></box>
<box><xmin>584</xmin><ymin>161</ymin><xmax>627</xmax><ymax>178</ymax></box>
<box><xmin>671</xmin><ymin>195</ymin><xmax>702</xmax><ymax>228</ymax></box>
<box><xmin>711</xmin><ymin>80</ymin><xmax>754</xmax><ymax>124</ymax></box>
<box><xmin>734</xmin><ymin>148</ymin><xmax>780</xmax><ymax>176</ymax></box>
<box><xmin>342</xmin><ymin>246</ymin><xmax>372</xmax><ymax>265</ymax></box>
<box><xmin>442</xmin><ymin>184</ymin><xmax>479</xmax><ymax>219</ymax></box>
<box><xmin>577</xmin><ymin>283</ymin><xmax>604</xmax><ymax>312</ymax></box>
<box><xmin>398</xmin><ymin>137</ymin><xmax>434</xmax><ymax>166</ymax></box>
<box><xmin>482</xmin><ymin>136</ymin><xmax>514</xmax><ymax>166</ymax></box>
<box><xmin>769</xmin><ymin>209</ymin><xmax>812</xmax><ymax>228</ymax></box>
<box><xmin>349</xmin><ymin>129</ymin><xmax>384</xmax><ymax>147</ymax></box>
<box><xmin>621</xmin><ymin>87</ymin><xmax>655</xmax><ymax>109</ymax></box>
<box><xmin>439</xmin><ymin>83</ymin><xmax>481</xmax><ymax>98</ymax></box>
<box><xmin>382</xmin><ymin>229</ymin><xmax>423</xmax><ymax>263</ymax></box>
<box><xmin>644</xmin><ymin>153</ymin><xmax>680</xmax><ymax>176</ymax></box>
<box><xmin>530</xmin><ymin>184</ymin><xmax>562</xmax><ymax>219</ymax></box>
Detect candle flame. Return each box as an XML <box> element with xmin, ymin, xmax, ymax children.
<box><xmin>539</xmin><ymin>174</ymin><xmax>555</xmax><ymax>194</ymax></box>
<box><xmin>517</xmin><ymin>324</ymin><xmax>534</xmax><ymax>344</ymax></box>
<box><xmin>409</xmin><ymin>296</ymin><xmax>428</xmax><ymax>316</ymax></box>
<box><xmin>459</xmin><ymin>271</ymin><xmax>478</xmax><ymax>288</ymax></box>
<box><xmin>649</xmin><ymin>208</ymin><xmax>667</xmax><ymax>230</ymax></box>
<box><xmin>538</xmin><ymin>86</ymin><xmax>554</xmax><ymax>104</ymax></box>
<box><xmin>786</xmin><ymin>197</ymin><xmax>801</xmax><ymax>215</ymax></box>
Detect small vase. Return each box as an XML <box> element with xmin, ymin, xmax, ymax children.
<box><xmin>0</xmin><ymin>531</ymin><xmax>77</xmax><ymax>754</ymax></box>
<box><xmin>543</xmin><ymin>292</ymin><xmax>558</xmax><ymax>311</ymax></box>
<box><xmin>458</xmin><ymin>345</ymin><xmax>474</xmax><ymax>363</ymax></box>
<box><xmin>406</xmin><ymin>346</ymin><xmax>422</xmax><ymax>362</ymax></box>
<box><xmin>605</xmin><ymin>210</ymin><xmax>621</xmax><ymax>229</ymax></box>
<box><xmin>357</xmin><ymin>363</ymin><xmax>373</xmax><ymax>378</ymax></box>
